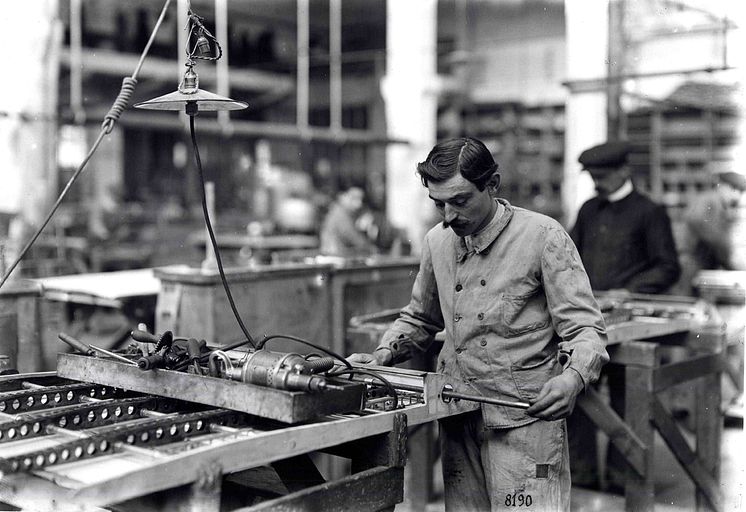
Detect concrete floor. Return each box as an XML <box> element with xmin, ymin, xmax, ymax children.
<box><xmin>399</xmin><ymin>422</ymin><xmax>743</xmax><ymax>512</ymax></box>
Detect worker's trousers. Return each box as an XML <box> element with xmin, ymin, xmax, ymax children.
<box><xmin>439</xmin><ymin>411</ymin><xmax>570</xmax><ymax>512</ymax></box>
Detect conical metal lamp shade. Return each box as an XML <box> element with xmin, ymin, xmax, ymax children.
<box><xmin>134</xmin><ymin>88</ymin><xmax>248</xmax><ymax>112</ymax></box>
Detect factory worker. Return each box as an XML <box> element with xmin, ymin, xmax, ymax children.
<box><xmin>349</xmin><ymin>137</ymin><xmax>608</xmax><ymax>511</ymax></box>
<box><xmin>682</xmin><ymin>170</ymin><xmax>746</xmax><ymax>275</ymax></box>
<box><xmin>567</xmin><ymin>140</ymin><xmax>680</xmax><ymax>492</ymax></box>
<box><xmin>319</xmin><ymin>186</ymin><xmax>377</xmax><ymax>257</ymax></box>
<box><xmin>570</xmin><ymin>141</ymin><xmax>681</xmax><ymax>294</ymax></box>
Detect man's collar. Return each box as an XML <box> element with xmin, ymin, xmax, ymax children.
<box><xmin>456</xmin><ymin>199</ymin><xmax>513</xmax><ymax>261</ymax></box>
<box><xmin>606</xmin><ymin>179</ymin><xmax>633</xmax><ymax>202</ymax></box>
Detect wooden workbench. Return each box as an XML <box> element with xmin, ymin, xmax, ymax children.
<box><xmin>30</xmin><ymin>268</ymin><xmax>166</xmax><ymax>369</ymax></box>
<box><xmin>348</xmin><ymin>294</ymin><xmax>727</xmax><ymax>512</ymax></box>
<box><xmin>154</xmin><ymin>257</ymin><xmax>419</xmax><ymax>356</ymax></box>
<box><xmin>583</xmin><ymin>296</ymin><xmax>725</xmax><ymax>512</ymax></box>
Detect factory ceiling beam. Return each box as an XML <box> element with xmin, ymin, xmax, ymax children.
<box><xmin>58</xmin><ymin>49</ymin><xmax>294</xmax><ymax>94</ymax></box>
<box><xmin>562</xmin><ymin>64</ymin><xmax>736</xmax><ymax>94</ymax></box>
<box><xmin>83</xmin><ymin>109</ymin><xmax>405</xmax><ymax>146</ymax></box>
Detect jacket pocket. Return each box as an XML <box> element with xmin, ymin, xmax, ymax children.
<box><xmin>510</xmin><ymin>351</ymin><xmax>560</xmax><ymax>402</ymax></box>
<box><xmin>500</xmin><ymin>290</ymin><xmax>551</xmax><ymax>338</ymax></box>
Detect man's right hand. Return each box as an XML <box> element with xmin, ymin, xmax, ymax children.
<box><xmin>346</xmin><ymin>350</ymin><xmax>392</xmax><ymax>366</ymax></box>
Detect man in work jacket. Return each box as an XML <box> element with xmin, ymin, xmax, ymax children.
<box><xmin>349</xmin><ymin>137</ymin><xmax>609</xmax><ymax>511</ymax></box>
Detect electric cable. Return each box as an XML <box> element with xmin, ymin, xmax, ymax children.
<box><xmin>256</xmin><ymin>334</ymin><xmax>352</xmax><ymax>369</ymax></box>
<box><xmin>325</xmin><ymin>368</ymin><xmax>399</xmax><ymax>407</ymax></box>
<box><xmin>0</xmin><ymin>0</ymin><xmax>173</xmax><ymax>290</ymax></box>
<box><xmin>189</xmin><ymin>115</ymin><xmax>255</xmax><ymax>349</ymax></box>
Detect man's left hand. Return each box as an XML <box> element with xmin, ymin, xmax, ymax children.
<box><xmin>526</xmin><ymin>371</ymin><xmax>584</xmax><ymax>420</ymax></box>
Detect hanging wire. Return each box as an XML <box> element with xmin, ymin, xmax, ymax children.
<box><xmin>189</xmin><ymin>115</ymin><xmax>256</xmax><ymax>349</ymax></box>
<box><xmin>0</xmin><ymin>0</ymin><xmax>173</xmax><ymax>290</ymax></box>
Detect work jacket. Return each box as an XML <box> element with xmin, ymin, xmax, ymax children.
<box><xmin>570</xmin><ymin>189</ymin><xmax>681</xmax><ymax>293</ymax></box>
<box><xmin>375</xmin><ymin>199</ymin><xmax>609</xmax><ymax>428</ymax></box>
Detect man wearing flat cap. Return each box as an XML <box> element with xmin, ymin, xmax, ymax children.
<box><xmin>570</xmin><ymin>141</ymin><xmax>681</xmax><ymax>294</ymax></box>
<box><xmin>568</xmin><ymin>140</ymin><xmax>681</xmax><ymax>491</ymax></box>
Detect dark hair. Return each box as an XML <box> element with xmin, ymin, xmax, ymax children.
<box><xmin>417</xmin><ymin>137</ymin><xmax>498</xmax><ymax>191</ymax></box>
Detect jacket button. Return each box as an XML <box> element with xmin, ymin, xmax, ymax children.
<box><xmin>480</xmin><ymin>279</ymin><xmax>486</xmax><ymax>286</ymax></box>
<box><xmin>477</xmin><ymin>313</ymin><xmax>484</xmax><ymax>320</ymax></box>
<box><xmin>480</xmin><ymin>339</ymin><xmax>487</xmax><ymax>346</ymax></box>
<box><xmin>455</xmin><ymin>284</ymin><xmax>462</xmax><ymax>292</ymax></box>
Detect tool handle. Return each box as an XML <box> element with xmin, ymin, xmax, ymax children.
<box><xmin>58</xmin><ymin>333</ymin><xmax>94</xmax><ymax>356</ymax></box>
<box><xmin>441</xmin><ymin>389</ymin><xmax>530</xmax><ymax>409</ymax></box>
<box><xmin>137</xmin><ymin>354</ymin><xmax>165</xmax><ymax>370</ymax></box>
<box><xmin>131</xmin><ymin>329</ymin><xmax>160</xmax><ymax>344</ymax></box>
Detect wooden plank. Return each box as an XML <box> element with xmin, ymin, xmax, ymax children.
<box><xmin>56</xmin><ymin>355</ymin><xmax>365</xmax><ymax>424</ymax></box>
<box><xmin>696</xmin><ymin>372</ymin><xmax>722</xmax><ymax>512</ymax></box>
<box><xmin>403</xmin><ymin>422</ymin><xmax>435</xmax><ymax>512</ymax></box>
<box><xmin>577</xmin><ymin>388</ymin><xmax>648</xmax><ymax>478</ymax></box>
<box><xmin>607</xmin><ymin>318</ymin><xmax>692</xmax><ymax>346</ymax></box>
<box><xmin>653</xmin><ymin>353</ymin><xmax>725</xmax><ymax>392</ymax></box>
<box><xmin>608</xmin><ymin>341</ymin><xmax>660</xmax><ymax>367</ymax></box>
<box><xmin>624</xmin><ymin>366</ymin><xmax>655</xmax><ymax>511</ymax></box>
<box><xmin>239</xmin><ymin>466</ymin><xmax>404</xmax><ymax>512</ymax></box>
<box><xmin>16</xmin><ymin>295</ymin><xmax>43</xmax><ymax>372</ymax></box>
<box><xmin>650</xmin><ymin>397</ymin><xmax>722</xmax><ymax>512</ymax></box>
<box><xmin>329</xmin><ymin>413</ymin><xmax>407</xmax><ymax>471</ymax></box>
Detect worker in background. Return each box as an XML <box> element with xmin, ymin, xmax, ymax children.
<box><xmin>319</xmin><ymin>186</ymin><xmax>377</xmax><ymax>257</ymax></box>
<box><xmin>682</xmin><ymin>170</ymin><xmax>746</xmax><ymax>276</ymax></box>
<box><xmin>568</xmin><ymin>140</ymin><xmax>681</xmax><ymax>492</ymax></box>
<box><xmin>570</xmin><ymin>141</ymin><xmax>681</xmax><ymax>294</ymax></box>
<box><xmin>680</xmin><ymin>170</ymin><xmax>746</xmax><ymax>419</ymax></box>
<box><xmin>349</xmin><ymin>137</ymin><xmax>609</xmax><ymax>511</ymax></box>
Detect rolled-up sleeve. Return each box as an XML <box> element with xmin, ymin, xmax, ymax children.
<box><xmin>541</xmin><ymin>227</ymin><xmax>609</xmax><ymax>387</ymax></box>
<box><xmin>375</xmin><ymin>238</ymin><xmax>444</xmax><ymax>364</ymax></box>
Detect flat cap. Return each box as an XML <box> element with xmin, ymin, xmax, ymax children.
<box><xmin>717</xmin><ymin>171</ymin><xmax>746</xmax><ymax>192</ymax></box>
<box><xmin>578</xmin><ymin>141</ymin><xmax>631</xmax><ymax>169</ymax></box>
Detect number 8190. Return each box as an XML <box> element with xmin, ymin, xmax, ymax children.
<box><xmin>505</xmin><ymin>492</ymin><xmax>532</xmax><ymax>507</ymax></box>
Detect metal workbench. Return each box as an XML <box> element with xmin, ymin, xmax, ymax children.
<box><xmin>0</xmin><ymin>363</ymin><xmax>476</xmax><ymax>511</ymax></box>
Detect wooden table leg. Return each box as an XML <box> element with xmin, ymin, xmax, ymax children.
<box><xmin>403</xmin><ymin>422</ymin><xmax>434</xmax><ymax>512</ymax></box>
<box><xmin>696</xmin><ymin>371</ymin><xmax>722</xmax><ymax>512</ymax></box>
<box><xmin>625</xmin><ymin>365</ymin><xmax>655</xmax><ymax>512</ymax></box>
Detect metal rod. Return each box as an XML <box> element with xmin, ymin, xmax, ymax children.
<box><xmin>46</xmin><ymin>425</ymin><xmax>92</xmax><ymax>439</ymax></box>
<box><xmin>140</xmin><ymin>409</ymin><xmax>176</xmax><ymax>418</ymax></box>
<box><xmin>441</xmin><ymin>390</ymin><xmax>530</xmax><ymax>410</ymax></box>
<box><xmin>79</xmin><ymin>395</ymin><xmax>104</xmax><ymax>403</ymax></box>
<box><xmin>116</xmin><ymin>442</ymin><xmax>168</xmax><ymax>458</ymax></box>
<box><xmin>210</xmin><ymin>424</ymin><xmax>240</xmax><ymax>434</ymax></box>
<box><xmin>87</xmin><ymin>345</ymin><xmax>138</xmax><ymax>366</ymax></box>
<box><xmin>21</xmin><ymin>382</ymin><xmax>46</xmax><ymax>390</ymax></box>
